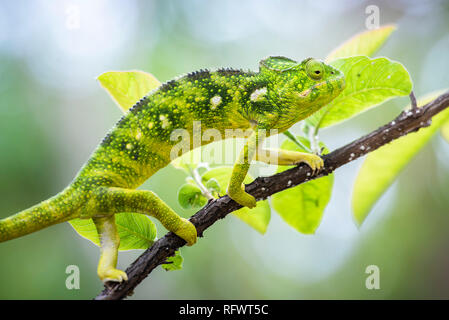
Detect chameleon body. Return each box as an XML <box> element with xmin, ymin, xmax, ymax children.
<box><xmin>0</xmin><ymin>56</ymin><xmax>345</xmax><ymax>282</ymax></box>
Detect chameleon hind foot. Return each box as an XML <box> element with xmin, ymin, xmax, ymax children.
<box><xmin>99</xmin><ymin>268</ymin><xmax>128</xmax><ymax>283</ymax></box>
<box><xmin>174</xmin><ymin>218</ymin><xmax>197</xmax><ymax>246</ymax></box>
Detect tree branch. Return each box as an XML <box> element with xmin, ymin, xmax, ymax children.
<box><xmin>95</xmin><ymin>90</ymin><xmax>449</xmax><ymax>300</ymax></box>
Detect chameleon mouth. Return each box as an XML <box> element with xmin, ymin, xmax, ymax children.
<box><xmin>297</xmin><ymin>75</ymin><xmax>345</xmax><ymax>99</ymax></box>
<box><xmin>296</xmin><ymin>80</ymin><xmax>328</xmax><ymax>98</ymax></box>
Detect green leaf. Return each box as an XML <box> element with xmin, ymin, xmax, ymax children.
<box><xmin>231</xmin><ymin>201</ymin><xmax>271</xmax><ymax>234</ymax></box>
<box><xmin>326</xmin><ymin>24</ymin><xmax>396</xmax><ymax>62</ymax></box>
<box><xmin>162</xmin><ymin>250</ymin><xmax>184</xmax><ymax>271</ymax></box>
<box><xmin>283</xmin><ymin>130</ymin><xmax>312</xmax><ymax>153</ymax></box>
<box><xmin>307</xmin><ymin>56</ymin><xmax>413</xmax><ymax>129</ymax></box>
<box><xmin>97</xmin><ymin>71</ymin><xmax>161</xmax><ymax>113</ymax></box>
<box><xmin>441</xmin><ymin>120</ymin><xmax>449</xmax><ymax>143</ymax></box>
<box><xmin>271</xmin><ymin>137</ymin><xmax>333</xmax><ymax>234</ymax></box>
<box><xmin>69</xmin><ymin>212</ymin><xmax>157</xmax><ymax>251</ymax></box>
<box><xmin>177</xmin><ymin>183</ymin><xmax>208</xmax><ymax>209</ymax></box>
<box><xmin>201</xmin><ymin>167</ymin><xmax>271</xmax><ymax>234</ymax></box>
<box><xmin>352</xmin><ymin>90</ymin><xmax>449</xmax><ymax>226</ymax></box>
<box><xmin>205</xmin><ymin>178</ymin><xmax>221</xmax><ymax>194</ymax></box>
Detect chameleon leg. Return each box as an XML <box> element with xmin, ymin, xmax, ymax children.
<box><xmin>98</xmin><ymin>187</ymin><xmax>197</xmax><ymax>246</ymax></box>
<box><xmin>227</xmin><ymin>130</ymin><xmax>262</xmax><ymax>209</ymax></box>
<box><xmin>256</xmin><ymin>148</ymin><xmax>324</xmax><ymax>172</ymax></box>
<box><xmin>93</xmin><ymin>215</ymin><xmax>128</xmax><ymax>283</ymax></box>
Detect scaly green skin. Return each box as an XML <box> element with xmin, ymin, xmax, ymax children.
<box><xmin>0</xmin><ymin>56</ymin><xmax>345</xmax><ymax>282</ymax></box>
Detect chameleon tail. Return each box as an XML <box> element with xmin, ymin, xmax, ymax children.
<box><xmin>0</xmin><ymin>189</ymin><xmax>78</xmax><ymax>242</ymax></box>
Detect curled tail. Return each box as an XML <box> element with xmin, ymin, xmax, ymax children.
<box><xmin>0</xmin><ymin>189</ymin><xmax>79</xmax><ymax>242</ymax></box>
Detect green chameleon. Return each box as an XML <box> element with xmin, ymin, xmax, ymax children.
<box><xmin>0</xmin><ymin>56</ymin><xmax>345</xmax><ymax>283</ymax></box>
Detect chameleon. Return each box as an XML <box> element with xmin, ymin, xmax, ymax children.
<box><xmin>0</xmin><ymin>56</ymin><xmax>345</xmax><ymax>283</ymax></box>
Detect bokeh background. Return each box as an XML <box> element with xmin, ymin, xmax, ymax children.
<box><xmin>1</xmin><ymin>0</ymin><xmax>449</xmax><ymax>299</ymax></box>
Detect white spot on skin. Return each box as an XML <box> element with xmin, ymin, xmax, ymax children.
<box><xmin>287</xmin><ymin>180</ymin><xmax>292</xmax><ymax>186</ymax></box>
<box><xmin>160</xmin><ymin>115</ymin><xmax>170</xmax><ymax>129</ymax></box>
<box><xmin>210</xmin><ymin>95</ymin><xmax>222</xmax><ymax>110</ymax></box>
<box><xmin>360</xmin><ymin>145</ymin><xmax>365</xmax><ymax>150</ymax></box>
<box><xmin>350</xmin><ymin>153</ymin><xmax>355</xmax><ymax>158</ymax></box>
<box><xmin>250</xmin><ymin>87</ymin><xmax>267</xmax><ymax>102</ymax></box>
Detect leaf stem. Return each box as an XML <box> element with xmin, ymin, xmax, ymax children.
<box><xmin>308</xmin><ymin>126</ymin><xmax>321</xmax><ymax>155</ymax></box>
<box><xmin>189</xmin><ymin>166</ymin><xmax>215</xmax><ymax>200</ymax></box>
<box><xmin>283</xmin><ymin>130</ymin><xmax>312</xmax><ymax>153</ymax></box>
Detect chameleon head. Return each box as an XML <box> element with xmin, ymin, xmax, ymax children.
<box><xmin>259</xmin><ymin>56</ymin><xmax>346</xmax><ymax>129</ymax></box>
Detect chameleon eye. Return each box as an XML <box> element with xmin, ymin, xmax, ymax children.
<box><xmin>306</xmin><ymin>59</ymin><xmax>324</xmax><ymax>80</ymax></box>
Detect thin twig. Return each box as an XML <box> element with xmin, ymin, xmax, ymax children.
<box><xmin>190</xmin><ymin>166</ymin><xmax>214</xmax><ymax>200</ymax></box>
<box><xmin>410</xmin><ymin>91</ymin><xmax>418</xmax><ymax>111</ymax></box>
<box><xmin>95</xmin><ymin>90</ymin><xmax>449</xmax><ymax>300</ymax></box>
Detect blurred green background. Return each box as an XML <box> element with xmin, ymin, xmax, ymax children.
<box><xmin>1</xmin><ymin>0</ymin><xmax>449</xmax><ymax>299</ymax></box>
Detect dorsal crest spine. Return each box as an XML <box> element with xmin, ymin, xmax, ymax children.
<box><xmin>186</xmin><ymin>69</ymin><xmax>211</xmax><ymax>80</ymax></box>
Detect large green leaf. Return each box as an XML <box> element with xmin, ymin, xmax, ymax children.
<box><xmin>97</xmin><ymin>71</ymin><xmax>161</xmax><ymax>113</ymax></box>
<box><xmin>69</xmin><ymin>212</ymin><xmax>157</xmax><ymax>251</ymax></box>
<box><xmin>201</xmin><ymin>167</ymin><xmax>271</xmax><ymax>234</ymax></box>
<box><xmin>352</xmin><ymin>90</ymin><xmax>449</xmax><ymax>225</ymax></box>
<box><xmin>307</xmin><ymin>56</ymin><xmax>412</xmax><ymax>129</ymax></box>
<box><xmin>271</xmin><ymin>137</ymin><xmax>333</xmax><ymax>234</ymax></box>
<box><xmin>326</xmin><ymin>24</ymin><xmax>396</xmax><ymax>62</ymax></box>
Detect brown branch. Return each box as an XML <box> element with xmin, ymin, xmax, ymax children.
<box><xmin>95</xmin><ymin>90</ymin><xmax>449</xmax><ymax>300</ymax></box>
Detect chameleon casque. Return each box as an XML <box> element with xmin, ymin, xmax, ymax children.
<box><xmin>0</xmin><ymin>56</ymin><xmax>345</xmax><ymax>282</ymax></box>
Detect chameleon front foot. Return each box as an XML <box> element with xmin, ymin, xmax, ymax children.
<box><xmin>99</xmin><ymin>268</ymin><xmax>128</xmax><ymax>283</ymax></box>
<box><xmin>299</xmin><ymin>153</ymin><xmax>324</xmax><ymax>174</ymax></box>
<box><xmin>227</xmin><ymin>184</ymin><xmax>257</xmax><ymax>209</ymax></box>
<box><xmin>174</xmin><ymin>218</ymin><xmax>197</xmax><ymax>246</ymax></box>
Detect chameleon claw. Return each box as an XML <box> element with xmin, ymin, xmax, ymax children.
<box><xmin>302</xmin><ymin>154</ymin><xmax>324</xmax><ymax>175</ymax></box>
